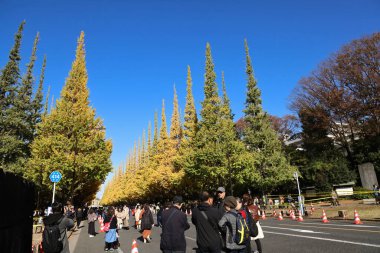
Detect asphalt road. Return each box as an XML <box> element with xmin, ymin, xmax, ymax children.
<box><xmin>72</xmin><ymin>215</ymin><xmax>380</xmax><ymax>253</ymax></box>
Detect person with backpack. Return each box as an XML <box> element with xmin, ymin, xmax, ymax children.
<box><xmin>42</xmin><ymin>202</ymin><xmax>75</xmax><ymax>253</ymax></box>
<box><xmin>160</xmin><ymin>196</ymin><xmax>190</xmax><ymax>253</ymax></box>
<box><xmin>140</xmin><ymin>204</ymin><xmax>154</xmax><ymax>243</ymax></box>
<box><xmin>218</xmin><ymin>196</ymin><xmax>247</xmax><ymax>253</ymax></box>
<box><xmin>236</xmin><ymin>197</ymin><xmax>259</xmax><ymax>253</ymax></box>
<box><xmin>192</xmin><ymin>191</ymin><xmax>223</xmax><ymax>253</ymax></box>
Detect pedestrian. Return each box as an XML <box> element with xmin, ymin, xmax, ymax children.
<box><xmin>135</xmin><ymin>205</ymin><xmax>142</xmax><ymax>230</ymax></box>
<box><xmin>192</xmin><ymin>191</ymin><xmax>223</xmax><ymax>253</ymax></box>
<box><xmin>160</xmin><ymin>196</ymin><xmax>190</xmax><ymax>253</ymax></box>
<box><xmin>218</xmin><ymin>196</ymin><xmax>247</xmax><ymax>253</ymax></box>
<box><xmin>115</xmin><ymin>207</ymin><xmax>125</xmax><ymax>229</ymax></box>
<box><xmin>243</xmin><ymin>194</ymin><xmax>262</xmax><ymax>253</ymax></box>
<box><xmin>42</xmin><ymin>202</ymin><xmax>75</xmax><ymax>253</ymax></box>
<box><xmin>140</xmin><ymin>204</ymin><xmax>154</xmax><ymax>243</ymax></box>
<box><xmin>76</xmin><ymin>208</ymin><xmax>83</xmax><ymax>228</ymax></box>
<box><xmin>87</xmin><ymin>208</ymin><xmax>97</xmax><ymax>237</ymax></box>
<box><xmin>215</xmin><ymin>187</ymin><xmax>226</xmax><ymax>219</ymax></box>
<box><xmin>123</xmin><ymin>205</ymin><xmax>130</xmax><ymax>229</ymax></box>
<box><xmin>104</xmin><ymin>206</ymin><xmax>118</xmax><ymax>251</ymax></box>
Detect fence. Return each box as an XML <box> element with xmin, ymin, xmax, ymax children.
<box><xmin>0</xmin><ymin>169</ymin><xmax>35</xmax><ymax>253</ymax></box>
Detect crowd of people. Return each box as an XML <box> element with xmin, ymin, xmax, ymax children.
<box><xmin>39</xmin><ymin>186</ymin><xmax>264</xmax><ymax>253</ymax></box>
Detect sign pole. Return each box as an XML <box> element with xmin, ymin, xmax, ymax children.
<box><xmin>52</xmin><ymin>182</ymin><xmax>56</xmax><ymax>204</ymax></box>
<box><xmin>294</xmin><ymin>172</ymin><xmax>304</xmax><ymax>216</ymax></box>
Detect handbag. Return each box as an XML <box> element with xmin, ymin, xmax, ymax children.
<box><xmin>251</xmin><ymin>221</ymin><xmax>264</xmax><ymax>240</ymax></box>
<box><xmin>200</xmin><ymin>210</ymin><xmax>225</xmax><ymax>249</ymax></box>
<box><xmin>100</xmin><ymin>215</ymin><xmax>114</xmax><ymax>232</ymax></box>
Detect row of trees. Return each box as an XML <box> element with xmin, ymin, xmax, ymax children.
<box><xmin>102</xmin><ymin>32</ymin><xmax>379</xmax><ymax>204</ymax></box>
<box><xmin>101</xmin><ymin>42</ymin><xmax>296</xmax><ymax>204</ymax></box>
<box><xmin>0</xmin><ymin>22</ymin><xmax>112</xmax><ymax>206</ymax></box>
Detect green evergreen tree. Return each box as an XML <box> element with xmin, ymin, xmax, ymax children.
<box><xmin>242</xmin><ymin>40</ymin><xmax>295</xmax><ymax>191</ymax></box>
<box><xmin>0</xmin><ymin>21</ymin><xmax>25</xmax><ymax>172</ymax></box>
<box><xmin>26</xmin><ymin>32</ymin><xmax>112</xmax><ymax>205</ymax></box>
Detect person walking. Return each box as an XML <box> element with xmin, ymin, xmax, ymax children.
<box><xmin>218</xmin><ymin>196</ymin><xmax>247</xmax><ymax>253</ymax></box>
<box><xmin>243</xmin><ymin>194</ymin><xmax>262</xmax><ymax>253</ymax></box>
<box><xmin>140</xmin><ymin>204</ymin><xmax>154</xmax><ymax>243</ymax></box>
<box><xmin>192</xmin><ymin>191</ymin><xmax>223</xmax><ymax>253</ymax></box>
<box><xmin>160</xmin><ymin>196</ymin><xmax>190</xmax><ymax>253</ymax></box>
<box><xmin>135</xmin><ymin>205</ymin><xmax>142</xmax><ymax>230</ymax></box>
<box><xmin>87</xmin><ymin>208</ymin><xmax>97</xmax><ymax>237</ymax></box>
<box><xmin>115</xmin><ymin>207</ymin><xmax>125</xmax><ymax>229</ymax></box>
<box><xmin>76</xmin><ymin>208</ymin><xmax>83</xmax><ymax>228</ymax></box>
<box><xmin>123</xmin><ymin>205</ymin><xmax>130</xmax><ymax>229</ymax></box>
<box><xmin>104</xmin><ymin>207</ymin><xmax>118</xmax><ymax>251</ymax></box>
<box><xmin>42</xmin><ymin>202</ymin><xmax>75</xmax><ymax>253</ymax></box>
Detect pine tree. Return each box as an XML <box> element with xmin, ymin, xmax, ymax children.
<box><xmin>242</xmin><ymin>40</ymin><xmax>294</xmax><ymax>190</ymax></box>
<box><xmin>0</xmin><ymin>21</ymin><xmax>25</xmax><ymax>172</ymax></box>
<box><xmin>27</xmin><ymin>32</ymin><xmax>112</xmax><ymax>205</ymax></box>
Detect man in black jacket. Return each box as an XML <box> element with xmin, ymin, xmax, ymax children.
<box><xmin>192</xmin><ymin>191</ymin><xmax>222</xmax><ymax>253</ymax></box>
<box><xmin>160</xmin><ymin>196</ymin><xmax>190</xmax><ymax>253</ymax></box>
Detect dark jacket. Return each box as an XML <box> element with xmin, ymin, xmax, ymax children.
<box><xmin>43</xmin><ymin>213</ymin><xmax>74</xmax><ymax>253</ymax></box>
<box><xmin>160</xmin><ymin>206</ymin><xmax>190</xmax><ymax>251</ymax></box>
<box><xmin>141</xmin><ymin>209</ymin><xmax>154</xmax><ymax>231</ymax></box>
<box><xmin>104</xmin><ymin>214</ymin><xmax>117</xmax><ymax>229</ymax></box>
<box><xmin>215</xmin><ymin>198</ymin><xmax>225</xmax><ymax>220</ymax></box>
<box><xmin>192</xmin><ymin>203</ymin><xmax>222</xmax><ymax>250</ymax></box>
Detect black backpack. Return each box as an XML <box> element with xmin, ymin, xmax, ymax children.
<box><xmin>245</xmin><ymin>207</ymin><xmax>258</xmax><ymax>237</ymax></box>
<box><xmin>42</xmin><ymin>217</ymin><xmax>64</xmax><ymax>253</ymax></box>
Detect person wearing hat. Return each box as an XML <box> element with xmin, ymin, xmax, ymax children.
<box><xmin>160</xmin><ymin>196</ymin><xmax>190</xmax><ymax>253</ymax></box>
<box><xmin>218</xmin><ymin>196</ymin><xmax>247</xmax><ymax>253</ymax></box>
<box><xmin>215</xmin><ymin>186</ymin><xmax>226</xmax><ymax>219</ymax></box>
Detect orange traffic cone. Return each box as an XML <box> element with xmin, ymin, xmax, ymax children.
<box><xmin>321</xmin><ymin>209</ymin><xmax>329</xmax><ymax>223</ymax></box>
<box><xmin>131</xmin><ymin>240</ymin><xmax>139</xmax><ymax>253</ymax></box>
<box><xmin>290</xmin><ymin>210</ymin><xmax>296</xmax><ymax>220</ymax></box>
<box><xmin>298</xmin><ymin>213</ymin><xmax>304</xmax><ymax>222</ymax></box>
<box><xmin>261</xmin><ymin>211</ymin><xmax>266</xmax><ymax>220</ymax></box>
<box><xmin>278</xmin><ymin>212</ymin><xmax>283</xmax><ymax>221</ymax></box>
<box><xmin>273</xmin><ymin>210</ymin><xmax>277</xmax><ymax>217</ymax></box>
<box><xmin>353</xmin><ymin>210</ymin><xmax>363</xmax><ymax>225</ymax></box>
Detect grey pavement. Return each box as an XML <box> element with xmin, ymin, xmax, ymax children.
<box><xmin>69</xmin><ymin>215</ymin><xmax>380</xmax><ymax>253</ymax></box>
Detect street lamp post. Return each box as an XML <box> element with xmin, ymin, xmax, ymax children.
<box><xmin>293</xmin><ymin>172</ymin><xmax>304</xmax><ymax>215</ymax></box>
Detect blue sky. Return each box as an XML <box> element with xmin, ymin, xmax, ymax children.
<box><xmin>0</xmin><ymin>0</ymin><xmax>379</xmax><ymax>198</ymax></box>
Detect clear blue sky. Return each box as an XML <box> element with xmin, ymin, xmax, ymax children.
<box><xmin>1</xmin><ymin>0</ymin><xmax>379</xmax><ymax>198</ymax></box>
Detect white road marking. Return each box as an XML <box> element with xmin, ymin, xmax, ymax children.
<box><xmin>262</xmin><ymin>225</ymin><xmax>328</xmax><ymax>234</ymax></box>
<box><xmin>297</xmin><ymin>222</ymin><xmax>380</xmax><ymax>228</ymax></box>
<box><xmin>265</xmin><ymin>231</ymin><xmax>380</xmax><ymax>248</ymax></box>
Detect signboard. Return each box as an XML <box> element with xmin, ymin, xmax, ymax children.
<box><xmin>335</xmin><ymin>187</ymin><xmax>354</xmax><ymax>196</ymax></box>
<box><xmin>49</xmin><ymin>171</ymin><xmax>62</xmax><ymax>183</ymax></box>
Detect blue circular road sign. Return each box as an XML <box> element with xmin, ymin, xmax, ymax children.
<box><xmin>50</xmin><ymin>171</ymin><xmax>62</xmax><ymax>183</ymax></box>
